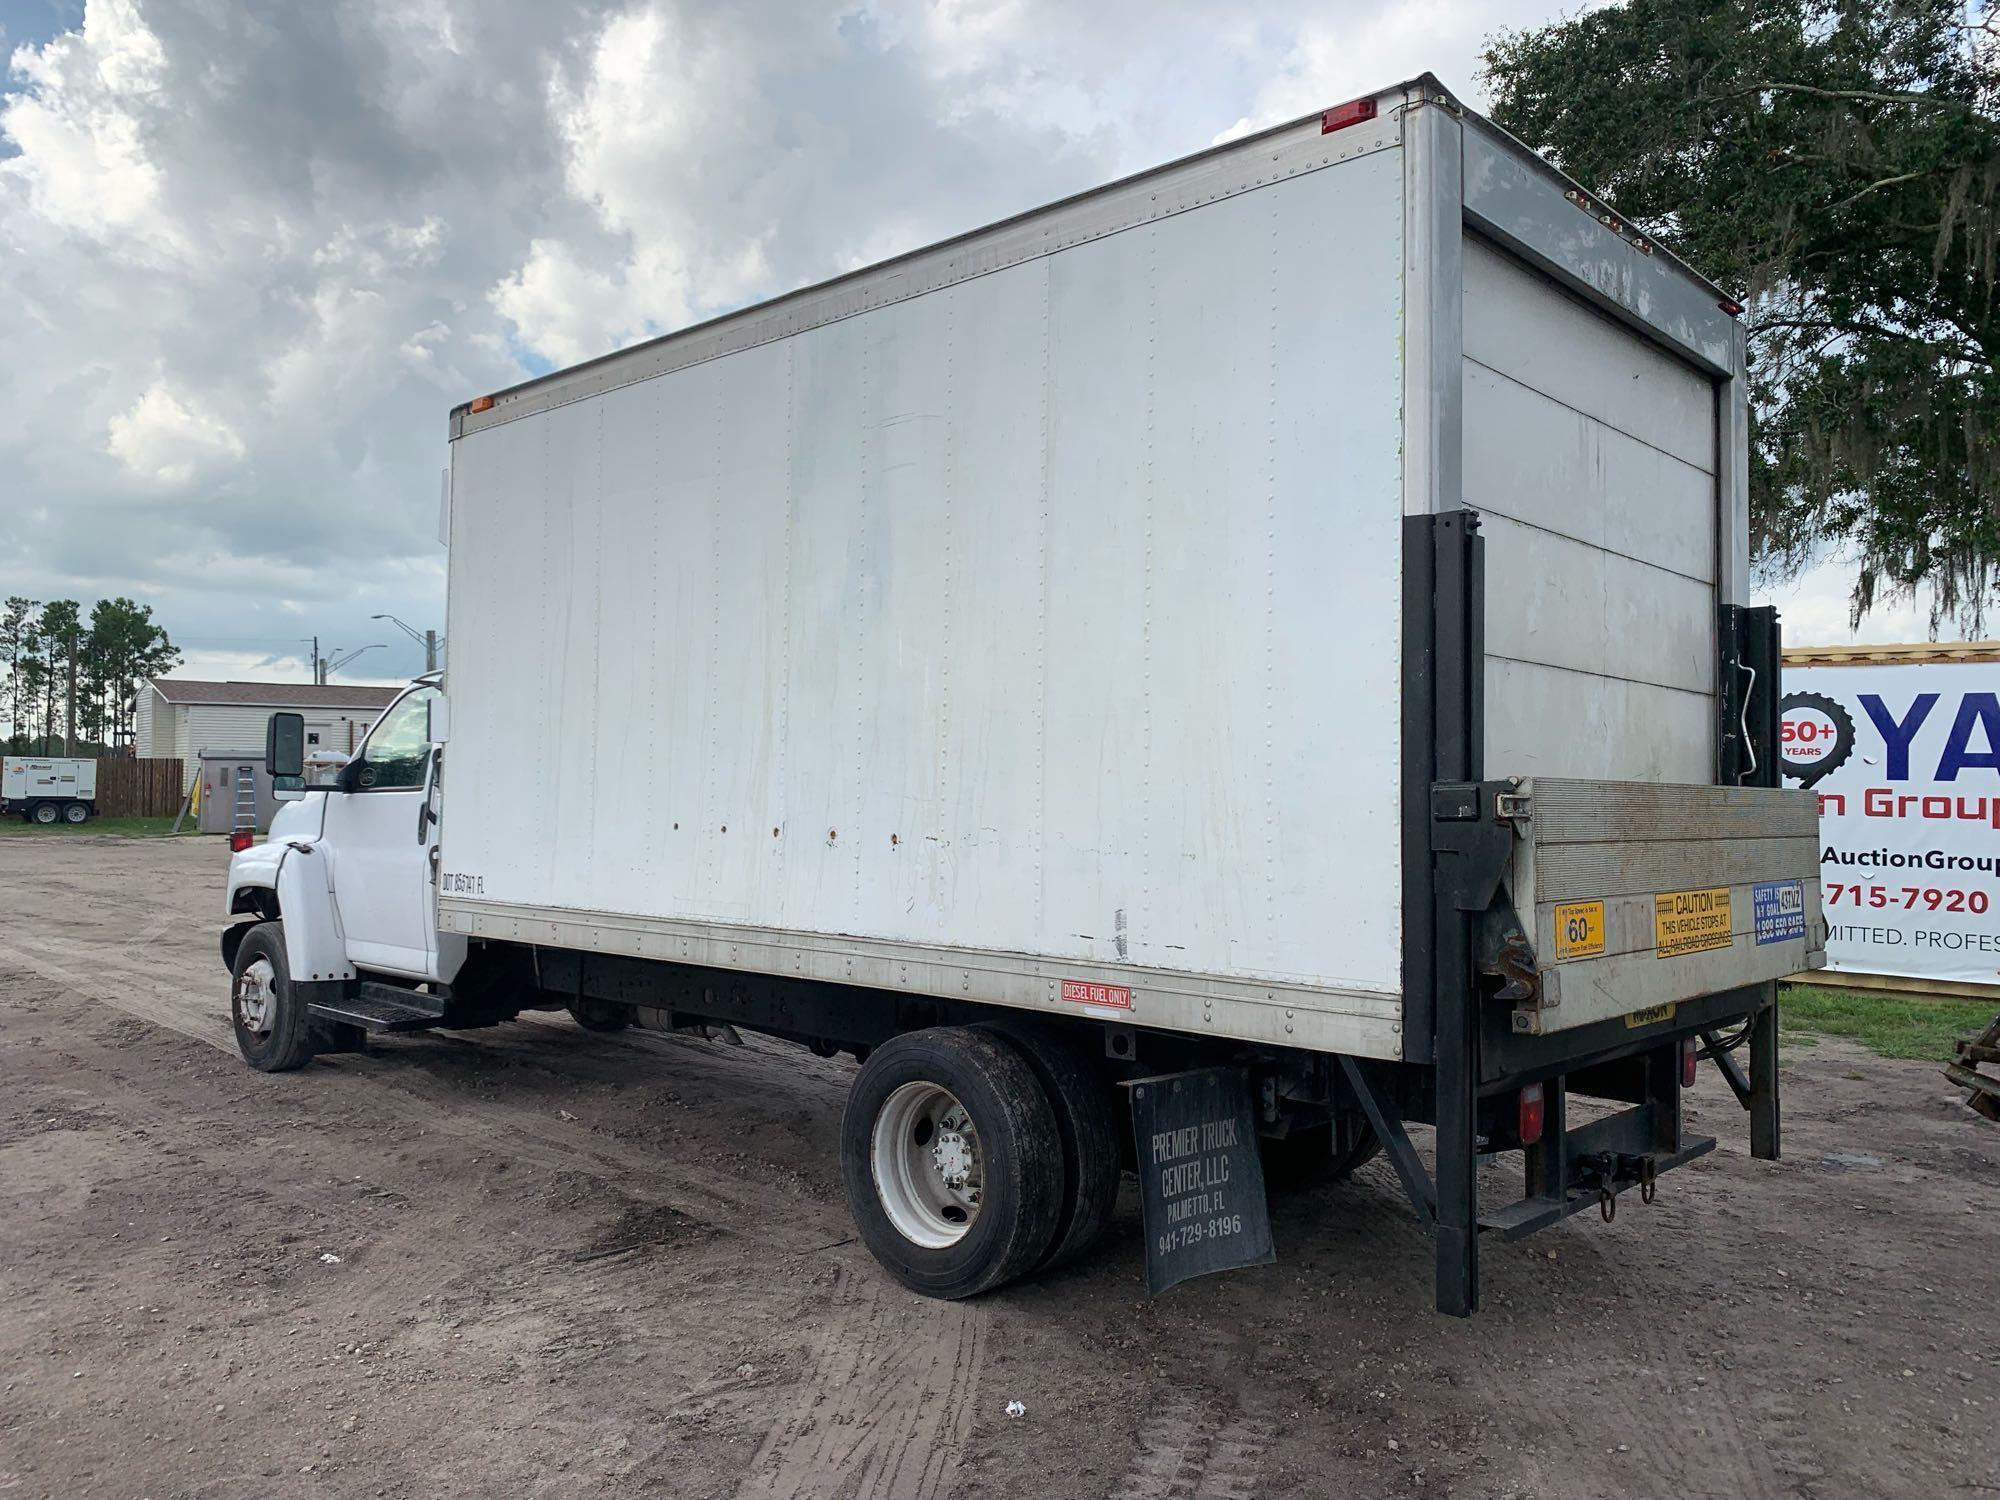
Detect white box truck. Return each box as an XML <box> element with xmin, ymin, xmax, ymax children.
<box><xmin>3</xmin><ymin>756</ymin><xmax>97</xmax><ymax>823</ymax></box>
<box><xmin>223</xmin><ymin>74</ymin><xmax>1823</xmax><ymax>1313</ymax></box>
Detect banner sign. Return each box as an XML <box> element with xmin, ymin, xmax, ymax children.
<box><xmin>1780</xmin><ymin>660</ymin><xmax>2000</xmax><ymax>988</ymax></box>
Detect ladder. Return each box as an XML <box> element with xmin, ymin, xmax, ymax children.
<box><xmin>233</xmin><ymin>764</ymin><xmax>258</xmax><ymax>836</ymax></box>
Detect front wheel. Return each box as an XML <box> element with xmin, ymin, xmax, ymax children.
<box><xmin>31</xmin><ymin>802</ymin><xmax>58</xmax><ymax>825</ymax></box>
<box><xmin>62</xmin><ymin>802</ymin><xmax>88</xmax><ymax>824</ymax></box>
<box><xmin>230</xmin><ymin>922</ymin><xmax>317</xmax><ymax>1072</ymax></box>
<box><xmin>842</xmin><ymin>1027</ymin><xmax>1063</xmax><ymax>1299</ymax></box>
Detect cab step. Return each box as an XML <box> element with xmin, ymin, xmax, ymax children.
<box><xmin>307</xmin><ymin>981</ymin><xmax>448</xmax><ymax>1034</ymax></box>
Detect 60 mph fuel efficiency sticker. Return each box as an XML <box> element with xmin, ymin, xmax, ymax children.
<box><xmin>1655</xmin><ymin>887</ymin><xmax>1734</xmax><ymax>958</ymax></box>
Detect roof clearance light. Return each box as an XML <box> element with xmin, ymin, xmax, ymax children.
<box><xmin>1718</xmin><ymin>298</ymin><xmax>1744</xmax><ymax>317</ymax></box>
<box><xmin>470</xmin><ymin>395</ymin><xmax>495</xmax><ymax>413</ymax></box>
<box><xmin>1321</xmin><ymin>97</ymin><xmax>1378</xmax><ymax>134</ymax></box>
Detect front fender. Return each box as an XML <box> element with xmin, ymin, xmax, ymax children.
<box><xmin>274</xmin><ymin>842</ymin><xmax>355</xmax><ymax>983</ymax></box>
<box><xmin>224</xmin><ymin>841</ymin><xmax>285</xmax><ymax>917</ymax></box>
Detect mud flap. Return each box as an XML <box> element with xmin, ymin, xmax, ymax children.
<box><xmin>1127</xmin><ymin>1068</ymin><xmax>1275</xmax><ymax>1295</ymax></box>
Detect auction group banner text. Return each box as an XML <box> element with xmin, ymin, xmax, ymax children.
<box><xmin>1782</xmin><ymin>660</ymin><xmax>2000</xmax><ymax>988</ymax></box>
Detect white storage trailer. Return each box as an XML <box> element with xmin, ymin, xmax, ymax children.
<box><xmin>3</xmin><ymin>756</ymin><xmax>96</xmax><ymax>823</ymax></box>
<box><xmin>225</xmin><ymin>75</ymin><xmax>1823</xmax><ymax>1313</ymax></box>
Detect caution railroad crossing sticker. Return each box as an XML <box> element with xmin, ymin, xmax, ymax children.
<box><xmin>1654</xmin><ymin>887</ymin><xmax>1734</xmax><ymax>959</ymax></box>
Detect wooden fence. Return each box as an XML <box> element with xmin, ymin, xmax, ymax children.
<box><xmin>97</xmin><ymin>757</ymin><xmax>185</xmax><ymax>818</ymax></box>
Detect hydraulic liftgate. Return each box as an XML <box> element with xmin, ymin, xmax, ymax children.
<box><xmin>1344</xmin><ymin>511</ymin><xmax>1801</xmax><ymax>1317</ymax></box>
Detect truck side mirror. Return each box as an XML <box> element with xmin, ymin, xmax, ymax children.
<box><xmin>266</xmin><ymin>712</ymin><xmax>305</xmax><ymax>779</ymax></box>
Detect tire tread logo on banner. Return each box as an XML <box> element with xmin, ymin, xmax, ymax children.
<box><xmin>1778</xmin><ymin>689</ymin><xmax>1855</xmax><ymax>788</ymax></box>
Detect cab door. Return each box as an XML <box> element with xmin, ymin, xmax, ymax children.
<box><xmin>320</xmin><ymin>685</ymin><xmax>440</xmax><ymax>978</ymax></box>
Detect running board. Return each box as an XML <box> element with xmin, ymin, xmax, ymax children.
<box><xmin>307</xmin><ymin>981</ymin><xmax>447</xmax><ymax>1034</ymax></box>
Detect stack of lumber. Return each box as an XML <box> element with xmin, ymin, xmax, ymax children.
<box><xmin>1946</xmin><ymin>1015</ymin><xmax>2000</xmax><ymax>1122</ymax></box>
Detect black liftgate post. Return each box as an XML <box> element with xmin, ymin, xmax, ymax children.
<box><xmin>1429</xmin><ymin>511</ymin><xmax>1484</xmax><ymax>1318</ymax></box>
<box><xmin>1720</xmin><ymin>603</ymin><xmax>1784</xmax><ymax>1161</ymax></box>
<box><xmin>1730</xmin><ymin>604</ymin><xmax>1785</xmax><ymax>1161</ymax></box>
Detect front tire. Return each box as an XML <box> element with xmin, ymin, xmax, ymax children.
<box><xmin>230</xmin><ymin>922</ymin><xmax>317</xmax><ymax>1072</ymax></box>
<box><xmin>62</xmin><ymin>802</ymin><xmax>88</xmax><ymax>824</ymax></box>
<box><xmin>31</xmin><ymin>802</ymin><xmax>57</xmax><ymax>825</ymax></box>
<box><xmin>843</xmin><ymin>1027</ymin><xmax>1062</xmax><ymax>1299</ymax></box>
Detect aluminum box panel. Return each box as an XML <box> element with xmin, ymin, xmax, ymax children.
<box><xmin>441</xmin><ymin>143</ymin><xmax>1410</xmax><ymax>1050</ymax></box>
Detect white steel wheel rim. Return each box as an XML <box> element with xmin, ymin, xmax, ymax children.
<box><xmin>235</xmin><ymin>958</ymin><xmax>277</xmax><ymax>1036</ymax></box>
<box><xmin>871</xmin><ymin>1081</ymin><xmax>985</xmax><ymax>1249</ymax></box>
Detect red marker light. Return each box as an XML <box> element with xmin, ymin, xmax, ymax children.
<box><xmin>1682</xmin><ymin>1036</ymin><xmax>1700</xmax><ymax>1088</ymax></box>
<box><xmin>229</xmin><ymin>830</ymin><xmax>254</xmax><ymax>853</ymax></box>
<box><xmin>1518</xmin><ymin>1082</ymin><xmax>1545</xmax><ymax>1146</ymax></box>
<box><xmin>1718</xmin><ymin>298</ymin><xmax>1744</xmax><ymax>317</ymax></box>
<box><xmin>1321</xmin><ymin>97</ymin><xmax>1378</xmax><ymax>134</ymax></box>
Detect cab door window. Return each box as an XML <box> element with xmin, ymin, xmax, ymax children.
<box><xmin>353</xmin><ymin>688</ymin><xmax>437</xmax><ymax>790</ymax></box>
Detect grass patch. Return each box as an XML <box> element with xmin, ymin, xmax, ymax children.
<box><xmin>0</xmin><ymin>814</ymin><xmax>195</xmax><ymax>839</ymax></box>
<box><xmin>1780</xmin><ymin>982</ymin><xmax>1995</xmax><ymax>1062</ymax></box>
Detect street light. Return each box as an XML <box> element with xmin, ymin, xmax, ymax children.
<box><xmin>323</xmin><ymin>644</ymin><xmax>388</xmax><ymax>680</ymax></box>
<box><xmin>371</xmin><ymin>613</ymin><xmax>440</xmax><ymax>672</ymax></box>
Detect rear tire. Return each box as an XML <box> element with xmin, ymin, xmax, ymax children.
<box><xmin>843</xmin><ymin>1027</ymin><xmax>1062</xmax><ymax>1299</ymax></box>
<box><xmin>31</xmin><ymin>802</ymin><xmax>57</xmax><ymax>825</ymax></box>
<box><xmin>62</xmin><ymin>802</ymin><xmax>88</xmax><ymax>824</ymax></box>
<box><xmin>975</xmin><ymin>1020</ymin><xmax>1121</xmax><ymax>1270</ymax></box>
<box><xmin>567</xmin><ymin>997</ymin><xmax>629</xmax><ymax>1032</ymax></box>
<box><xmin>230</xmin><ymin>922</ymin><xmax>317</xmax><ymax>1072</ymax></box>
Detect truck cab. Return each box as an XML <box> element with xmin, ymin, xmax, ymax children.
<box><xmin>223</xmin><ymin>677</ymin><xmax>461</xmax><ymax>991</ymax></box>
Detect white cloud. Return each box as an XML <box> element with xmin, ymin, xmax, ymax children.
<box><xmin>105</xmin><ymin>383</ymin><xmax>245</xmax><ymax>486</ymax></box>
<box><xmin>0</xmin><ymin>0</ymin><xmax>180</xmax><ymax>255</ymax></box>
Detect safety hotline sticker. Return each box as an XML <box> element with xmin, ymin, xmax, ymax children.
<box><xmin>1753</xmin><ymin>880</ymin><xmax>1806</xmax><ymax>946</ymax></box>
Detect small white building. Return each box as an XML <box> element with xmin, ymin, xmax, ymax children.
<box><xmin>134</xmin><ymin>679</ymin><xmax>402</xmax><ymax>790</ymax></box>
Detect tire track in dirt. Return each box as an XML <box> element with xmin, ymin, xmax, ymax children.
<box><xmin>734</xmin><ymin>1259</ymin><xmax>987</xmax><ymax>1500</ymax></box>
<box><xmin>0</xmin><ymin>936</ymin><xmax>234</xmax><ymax>1053</ymax></box>
<box><xmin>1110</xmin><ymin>1395</ymin><xmax>1272</xmax><ymax>1500</ymax></box>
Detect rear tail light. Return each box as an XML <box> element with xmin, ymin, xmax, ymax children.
<box><xmin>229</xmin><ymin>830</ymin><xmax>253</xmax><ymax>853</ymax></box>
<box><xmin>1682</xmin><ymin>1035</ymin><xmax>1700</xmax><ymax>1088</ymax></box>
<box><xmin>1518</xmin><ymin>1082</ymin><xmax>1545</xmax><ymax>1146</ymax></box>
<box><xmin>1321</xmin><ymin>96</ymin><xmax>1378</xmax><ymax>134</ymax></box>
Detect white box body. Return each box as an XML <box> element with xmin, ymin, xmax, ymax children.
<box><xmin>435</xmin><ymin>78</ymin><xmax>1813</xmax><ymax>1059</ymax></box>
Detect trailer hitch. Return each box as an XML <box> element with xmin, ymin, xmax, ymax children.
<box><xmin>1575</xmin><ymin>1151</ymin><xmax>1660</xmax><ymax>1221</ymax></box>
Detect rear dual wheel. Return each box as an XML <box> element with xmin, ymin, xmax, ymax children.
<box><xmin>843</xmin><ymin>1024</ymin><xmax>1118</xmax><ymax>1299</ymax></box>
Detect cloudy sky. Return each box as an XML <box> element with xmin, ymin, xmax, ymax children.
<box><xmin>0</xmin><ymin>0</ymin><xmax>1948</xmax><ymax>697</ymax></box>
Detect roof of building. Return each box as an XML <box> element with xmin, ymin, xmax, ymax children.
<box><xmin>1785</xmin><ymin>640</ymin><xmax>2000</xmax><ymax>666</ymax></box>
<box><xmin>146</xmin><ymin>678</ymin><xmax>403</xmax><ymax>708</ymax></box>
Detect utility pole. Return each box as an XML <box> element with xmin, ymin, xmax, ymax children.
<box><xmin>64</xmin><ymin>635</ymin><xmax>76</xmax><ymax>757</ymax></box>
<box><xmin>309</xmin><ymin>636</ymin><xmax>320</xmax><ymax>686</ymax></box>
<box><xmin>424</xmin><ymin>629</ymin><xmax>438</xmax><ymax>673</ymax></box>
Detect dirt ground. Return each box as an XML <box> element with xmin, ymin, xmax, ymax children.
<box><xmin>2</xmin><ymin>834</ymin><xmax>1997</xmax><ymax>1500</ymax></box>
